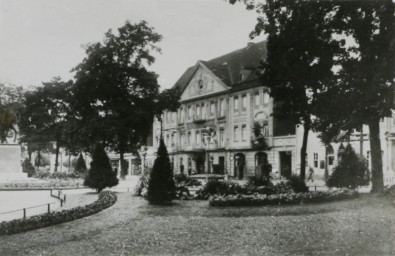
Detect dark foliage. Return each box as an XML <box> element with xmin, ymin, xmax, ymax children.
<box><xmin>34</xmin><ymin>154</ymin><xmax>50</xmax><ymax>167</ymax></box>
<box><xmin>21</xmin><ymin>158</ymin><xmax>35</xmax><ymax>177</ymax></box>
<box><xmin>287</xmin><ymin>174</ymin><xmax>309</xmax><ymax>193</ymax></box>
<box><xmin>195</xmin><ymin>179</ymin><xmax>246</xmax><ymax>200</ymax></box>
<box><xmin>147</xmin><ymin>139</ymin><xmax>176</xmax><ymax>204</ymax></box>
<box><xmin>327</xmin><ymin>145</ymin><xmax>370</xmax><ymax>189</ymax></box>
<box><xmin>247</xmin><ymin>176</ymin><xmax>272</xmax><ymax>187</ymax></box>
<box><xmin>209</xmin><ymin>189</ymin><xmax>358</xmax><ymax>207</ymax></box>
<box><xmin>251</xmin><ymin>121</ymin><xmax>269</xmax><ymax>150</ymax></box>
<box><xmin>72</xmin><ymin>21</ymin><xmax>162</xmax><ymax>179</ymax></box>
<box><xmin>74</xmin><ymin>153</ymin><xmax>87</xmax><ymax>174</ymax></box>
<box><xmin>84</xmin><ymin>144</ymin><xmax>118</xmax><ymax>192</ymax></box>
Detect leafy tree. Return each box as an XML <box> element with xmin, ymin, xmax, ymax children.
<box><xmin>327</xmin><ymin>144</ymin><xmax>370</xmax><ymax>189</ymax></box>
<box><xmin>251</xmin><ymin>121</ymin><xmax>269</xmax><ymax>150</ymax></box>
<box><xmin>72</xmin><ymin>20</ymin><xmax>162</xmax><ymax>179</ymax></box>
<box><xmin>19</xmin><ymin>77</ymin><xmax>72</xmax><ymax>172</ymax></box>
<box><xmin>74</xmin><ymin>153</ymin><xmax>87</xmax><ymax>174</ymax></box>
<box><xmin>231</xmin><ymin>0</ymin><xmax>340</xmax><ymax>179</ymax></box>
<box><xmin>313</xmin><ymin>1</ymin><xmax>394</xmax><ymax>193</ymax></box>
<box><xmin>147</xmin><ymin>138</ymin><xmax>176</xmax><ymax>204</ymax></box>
<box><xmin>84</xmin><ymin>144</ymin><xmax>118</xmax><ymax>192</ymax></box>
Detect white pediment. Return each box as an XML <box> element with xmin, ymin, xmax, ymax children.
<box><xmin>180</xmin><ymin>62</ymin><xmax>229</xmax><ymax>101</ymax></box>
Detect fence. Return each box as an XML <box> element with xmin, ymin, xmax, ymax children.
<box><xmin>307</xmin><ymin>185</ymin><xmax>329</xmax><ymax>192</ymax></box>
<box><xmin>0</xmin><ymin>190</ymin><xmax>66</xmax><ymax>222</ymax></box>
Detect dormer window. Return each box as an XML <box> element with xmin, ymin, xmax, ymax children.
<box><xmin>239</xmin><ymin>68</ymin><xmax>252</xmax><ymax>82</ymax></box>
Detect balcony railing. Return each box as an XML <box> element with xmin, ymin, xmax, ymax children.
<box><xmin>192</xmin><ymin>116</ymin><xmax>203</xmax><ymax>123</ymax></box>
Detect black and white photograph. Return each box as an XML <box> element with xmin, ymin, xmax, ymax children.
<box><xmin>0</xmin><ymin>0</ymin><xmax>394</xmax><ymax>255</ymax></box>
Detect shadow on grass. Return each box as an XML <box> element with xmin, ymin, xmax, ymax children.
<box><xmin>137</xmin><ymin>199</ymin><xmax>339</xmax><ymax>218</ymax></box>
<box><xmin>136</xmin><ymin>194</ymin><xmax>393</xmax><ymax>218</ymax></box>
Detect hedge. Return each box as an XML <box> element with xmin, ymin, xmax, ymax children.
<box><xmin>209</xmin><ymin>189</ymin><xmax>358</xmax><ymax>207</ymax></box>
<box><xmin>0</xmin><ymin>191</ymin><xmax>117</xmax><ymax>236</ymax></box>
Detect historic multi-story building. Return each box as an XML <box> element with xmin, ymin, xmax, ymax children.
<box><xmin>151</xmin><ymin>41</ymin><xmax>395</xmax><ymax>185</ymax></box>
<box><xmin>152</xmin><ymin>41</ymin><xmax>295</xmax><ymax>179</ymax></box>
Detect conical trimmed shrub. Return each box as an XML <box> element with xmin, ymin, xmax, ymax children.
<box><xmin>84</xmin><ymin>144</ymin><xmax>119</xmax><ymax>192</ymax></box>
<box><xmin>75</xmin><ymin>153</ymin><xmax>87</xmax><ymax>174</ymax></box>
<box><xmin>147</xmin><ymin>138</ymin><xmax>176</xmax><ymax>204</ymax></box>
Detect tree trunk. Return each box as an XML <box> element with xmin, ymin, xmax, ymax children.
<box><xmin>120</xmin><ymin>147</ymin><xmax>126</xmax><ymax>180</ymax></box>
<box><xmin>54</xmin><ymin>141</ymin><xmax>60</xmax><ymax>172</ymax></box>
<box><xmin>36</xmin><ymin>150</ymin><xmax>41</xmax><ymax>167</ymax></box>
<box><xmin>368</xmin><ymin>120</ymin><xmax>384</xmax><ymax>193</ymax></box>
<box><xmin>300</xmin><ymin>118</ymin><xmax>310</xmax><ymax>180</ymax></box>
<box><xmin>68</xmin><ymin>153</ymin><xmax>71</xmax><ymax>173</ymax></box>
<box><xmin>28</xmin><ymin>151</ymin><xmax>32</xmax><ymax>161</ymax></box>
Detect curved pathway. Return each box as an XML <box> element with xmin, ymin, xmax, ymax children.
<box><xmin>0</xmin><ymin>194</ymin><xmax>395</xmax><ymax>255</ymax></box>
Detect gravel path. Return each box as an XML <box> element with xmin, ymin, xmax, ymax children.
<box><xmin>56</xmin><ymin>192</ymin><xmax>98</xmax><ymax>211</ymax></box>
<box><xmin>0</xmin><ymin>193</ymin><xmax>394</xmax><ymax>255</ymax></box>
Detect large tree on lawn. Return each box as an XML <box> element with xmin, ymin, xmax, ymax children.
<box><xmin>19</xmin><ymin>77</ymin><xmax>72</xmax><ymax>172</ymax></box>
<box><xmin>231</xmin><ymin>0</ymin><xmax>340</xmax><ymax>179</ymax></box>
<box><xmin>71</xmin><ymin>21</ymin><xmax>161</xmax><ymax>179</ymax></box>
<box><xmin>313</xmin><ymin>1</ymin><xmax>395</xmax><ymax>193</ymax></box>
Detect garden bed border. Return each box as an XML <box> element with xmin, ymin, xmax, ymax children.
<box><xmin>0</xmin><ymin>191</ymin><xmax>117</xmax><ymax>236</ymax></box>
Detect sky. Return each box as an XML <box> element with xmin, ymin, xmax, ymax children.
<box><xmin>0</xmin><ymin>0</ymin><xmax>265</xmax><ymax>90</ymax></box>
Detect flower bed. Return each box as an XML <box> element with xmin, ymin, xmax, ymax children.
<box><xmin>209</xmin><ymin>189</ymin><xmax>358</xmax><ymax>207</ymax></box>
<box><xmin>0</xmin><ymin>179</ymin><xmax>84</xmax><ymax>190</ymax></box>
<box><xmin>0</xmin><ymin>191</ymin><xmax>117</xmax><ymax>236</ymax></box>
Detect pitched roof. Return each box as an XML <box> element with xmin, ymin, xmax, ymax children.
<box><xmin>173</xmin><ymin>41</ymin><xmax>267</xmax><ymax>93</ymax></box>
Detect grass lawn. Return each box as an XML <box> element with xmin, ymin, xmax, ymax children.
<box><xmin>0</xmin><ymin>193</ymin><xmax>394</xmax><ymax>255</ymax></box>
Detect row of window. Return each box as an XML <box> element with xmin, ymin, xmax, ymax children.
<box><xmin>163</xmin><ymin>123</ymin><xmax>270</xmax><ymax>148</ymax></box>
<box><xmin>163</xmin><ymin>127</ymin><xmax>227</xmax><ymax>148</ymax></box>
<box><xmin>163</xmin><ymin>91</ymin><xmax>270</xmax><ymax>124</ymax></box>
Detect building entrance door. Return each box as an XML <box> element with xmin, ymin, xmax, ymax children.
<box><xmin>279</xmin><ymin>151</ymin><xmax>292</xmax><ymax>179</ymax></box>
<box><xmin>234</xmin><ymin>153</ymin><xmax>246</xmax><ymax>179</ymax></box>
<box><xmin>196</xmin><ymin>156</ymin><xmax>205</xmax><ymax>174</ymax></box>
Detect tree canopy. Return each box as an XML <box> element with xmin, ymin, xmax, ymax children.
<box><xmin>71</xmin><ymin>20</ymin><xmax>162</xmax><ymax>178</ymax></box>
<box><xmin>232</xmin><ymin>0</ymin><xmax>394</xmax><ymax>192</ymax></box>
<box><xmin>233</xmin><ymin>0</ymin><xmax>340</xmax><ymax>179</ymax></box>
<box><xmin>19</xmin><ymin>77</ymin><xmax>72</xmax><ymax>171</ymax></box>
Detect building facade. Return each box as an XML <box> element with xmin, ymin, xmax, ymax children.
<box><xmin>151</xmin><ymin>41</ymin><xmax>395</xmax><ymax>185</ymax></box>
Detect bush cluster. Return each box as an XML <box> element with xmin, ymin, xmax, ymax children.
<box><xmin>195</xmin><ymin>177</ymin><xmax>307</xmax><ymax>200</ymax></box>
<box><xmin>22</xmin><ymin>158</ymin><xmax>36</xmax><ymax>177</ymax></box>
<box><xmin>0</xmin><ymin>191</ymin><xmax>117</xmax><ymax>236</ymax></box>
<box><xmin>209</xmin><ymin>189</ymin><xmax>358</xmax><ymax>207</ymax></box>
<box><xmin>327</xmin><ymin>144</ymin><xmax>370</xmax><ymax>189</ymax></box>
<box><xmin>287</xmin><ymin>174</ymin><xmax>309</xmax><ymax>193</ymax></box>
<box><xmin>195</xmin><ymin>179</ymin><xmax>245</xmax><ymax>199</ymax></box>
